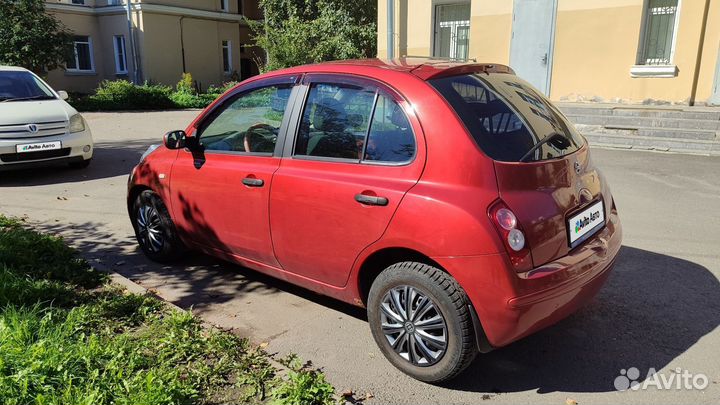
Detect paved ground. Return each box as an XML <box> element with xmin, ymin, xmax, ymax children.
<box><xmin>1</xmin><ymin>111</ymin><xmax>719</xmax><ymax>404</ymax></box>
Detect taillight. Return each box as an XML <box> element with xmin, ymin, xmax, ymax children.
<box><xmin>489</xmin><ymin>200</ymin><xmax>533</xmax><ymax>272</ymax></box>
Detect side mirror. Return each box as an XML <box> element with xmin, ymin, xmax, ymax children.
<box><xmin>163</xmin><ymin>130</ymin><xmax>187</xmax><ymax>150</ymax></box>
<box><xmin>57</xmin><ymin>90</ymin><xmax>69</xmax><ymax>100</ymax></box>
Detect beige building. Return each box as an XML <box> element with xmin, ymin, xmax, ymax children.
<box><xmin>377</xmin><ymin>0</ymin><xmax>720</xmax><ymax>105</ymax></box>
<box><xmin>45</xmin><ymin>0</ymin><xmax>264</xmax><ymax>93</ymax></box>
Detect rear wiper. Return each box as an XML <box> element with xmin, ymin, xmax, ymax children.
<box><xmin>0</xmin><ymin>95</ymin><xmax>55</xmax><ymax>103</ymax></box>
<box><xmin>519</xmin><ymin>132</ymin><xmax>571</xmax><ymax>162</ymax></box>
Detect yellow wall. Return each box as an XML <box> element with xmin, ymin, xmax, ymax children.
<box><xmin>46</xmin><ymin>1</ymin><xmax>259</xmax><ymax>93</ymax></box>
<box><xmin>693</xmin><ymin>0</ymin><xmax>720</xmax><ymax>104</ymax></box>
<box><xmin>551</xmin><ymin>0</ymin><xmax>708</xmax><ymax>103</ymax></box>
<box><xmin>46</xmin><ymin>11</ymin><xmax>104</xmax><ymax>93</ymax></box>
<box><xmin>377</xmin><ymin>0</ymin><xmax>720</xmax><ymax>104</ymax></box>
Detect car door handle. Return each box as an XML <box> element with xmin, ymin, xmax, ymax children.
<box><xmin>355</xmin><ymin>194</ymin><xmax>389</xmax><ymax>206</ymax></box>
<box><xmin>242</xmin><ymin>177</ymin><xmax>264</xmax><ymax>187</ymax></box>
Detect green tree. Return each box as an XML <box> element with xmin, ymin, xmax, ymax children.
<box><xmin>0</xmin><ymin>0</ymin><xmax>73</xmax><ymax>74</ymax></box>
<box><xmin>249</xmin><ymin>0</ymin><xmax>377</xmax><ymax>71</ymax></box>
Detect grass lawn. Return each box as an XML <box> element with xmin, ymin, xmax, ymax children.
<box><xmin>0</xmin><ymin>216</ymin><xmax>336</xmax><ymax>405</ymax></box>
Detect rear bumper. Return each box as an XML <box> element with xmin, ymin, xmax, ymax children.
<box><xmin>0</xmin><ymin>130</ymin><xmax>93</xmax><ymax>170</ymax></box>
<box><xmin>434</xmin><ymin>209</ymin><xmax>622</xmax><ymax>349</ymax></box>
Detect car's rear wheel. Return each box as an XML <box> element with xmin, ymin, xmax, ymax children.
<box><xmin>131</xmin><ymin>190</ymin><xmax>185</xmax><ymax>263</ymax></box>
<box><xmin>367</xmin><ymin>261</ymin><xmax>478</xmax><ymax>383</ymax></box>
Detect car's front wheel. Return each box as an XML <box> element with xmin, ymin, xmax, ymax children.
<box><xmin>367</xmin><ymin>262</ymin><xmax>478</xmax><ymax>383</ymax></box>
<box><xmin>131</xmin><ymin>190</ymin><xmax>185</xmax><ymax>263</ymax></box>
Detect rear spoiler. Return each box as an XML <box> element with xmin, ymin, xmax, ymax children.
<box><xmin>411</xmin><ymin>63</ymin><xmax>515</xmax><ymax>81</ymax></box>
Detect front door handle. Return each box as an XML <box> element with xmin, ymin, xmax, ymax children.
<box><xmin>242</xmin><ymin>177</ymin><xmax>264</xmax><ymax>187</ymax></box>
<box><xmin>355</xmin><ymin>194</ymin><xmax>389</xmax><ymax>206</ymax></box>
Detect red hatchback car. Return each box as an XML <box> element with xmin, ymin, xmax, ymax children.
<box><xmin>127</xmin><ymin>59</ymin><xmax>622</xmax><ymax>382</ymax></box>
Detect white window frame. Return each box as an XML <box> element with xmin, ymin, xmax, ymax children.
<box><xmin>67</xmin><ymin>36</ymin><xmax>95</xmax><ymax>73</ymax></box>
<box><xmin>631</xmin><ymin>0</ymin><xmax>682</xmax><ymax>77</ymax></box>
<box><xmin>113</xmin><ymin>35</ymin><xmax>128</xmax><ymax>74</ymax></box>
<box><xmin>220</xmin><ymin>0</ymin><xmax>229</xmax><ymax>12</ymax></box>
<box><xmin>222</xmin><ymin>40</ymin><xmax>232</xmax><ymax>74</ymax></box>
<box><xmin>432</xmin><ymin>2</ymin><xmax>471</xmax><ymax>61</ymax></box>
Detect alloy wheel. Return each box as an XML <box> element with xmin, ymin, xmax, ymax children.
<box><xmin>136</xmin><ymin>203</ymin><xmax>164</xmax><ymax>253</ymax></box>
<box><xmin>380</xmin><ymin>285</ymin><xmax>448</xmax><ymax>366</ymax></box>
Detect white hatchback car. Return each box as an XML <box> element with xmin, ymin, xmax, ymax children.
<box><xmin>0</xmin><ymin>66</ymin><xmax>93</xmax><ymax>170</ymax></box>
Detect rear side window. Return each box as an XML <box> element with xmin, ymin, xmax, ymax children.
<box><xmin>294</xmin><ymin>82</ymin><xmax>416</xmax><ymax>163</ymax></box>
<box><xmin>430</xmin><ymin>74</ymin><xmax>583</xmax><ymax>162</ymax></box>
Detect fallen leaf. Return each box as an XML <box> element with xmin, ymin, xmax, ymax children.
<box><xmin>341</xmin><ymin>389</ymin><xmax>353</xmax><ymax>397</ymax></box>
<box><xmin>566</xmin><ymin>398</ymin><xmax>578</xmax><ymax>405</ymax></box>
<box><xmin>258</xmin><ymin>342</ymin><xmax>269</xmax><ymax>349</ymax></box>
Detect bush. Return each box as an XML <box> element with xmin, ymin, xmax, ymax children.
<box><xmin>69</xmin><ymin>76</ymin><xmax>241</xmax><ymax>111</ymax></box>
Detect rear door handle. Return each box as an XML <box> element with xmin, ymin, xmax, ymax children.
<box><xmin>355</xmin><ymin>194</ymin><xmax>389</xmax><ymax>206</ymax></box>
<box><xmin>242</xmin><ymin>177</ymin><xmax>264</xmax><ymax>187</ymax></box>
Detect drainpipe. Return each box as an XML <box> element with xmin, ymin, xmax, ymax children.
<box><xmin>126</xmin><ymin>0</ymin><xmax>141</xmax><ymax>84</ymax></box>
<box><xmin>689</xmin><ymin>0</ymin><xmax>711</xmax><ymax>106</ymax></box>
<box><xmin>387</xmin><ymin>0</ymin><xmax>394</xmax><ymax>59</ymax></box>
<box><xmin>179</xmin><ymin>16</ymin><xmax>187</xmax><ymax>73</ymax></box>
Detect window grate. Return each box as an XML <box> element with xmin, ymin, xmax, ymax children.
<box><xmin>640</xmin><ymin>0</ymin><xmax>679</xmax><ymax>65</ymax></box>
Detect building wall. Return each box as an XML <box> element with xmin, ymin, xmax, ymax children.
<box><xmin>45</xmin><ymin>10</ymin><xmax>105</xmax><ymax>93</ymax></box>
<box><xmin>45</xmin><ymin>0</ymin><xmax>263</xmax><ymax>93</ymax></box>
<box><xmin>693</xmin><ymin>0</ymin><xmax>720</xmax><ymax>104</ymax></box>
<box><xmin>377</xmin><ymin>0</ymin><xmax>720</xmax><ymax>105</ymax></box>
<box><xmin>139</xmin><ymin>13</ymin><xmax>241</xmax><ymax>89</ymax></box>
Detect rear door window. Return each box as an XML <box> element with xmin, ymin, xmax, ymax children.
<box><xmin>430</xmin><ymin>74</ymin><xmax>583</xmax><ymax>162</ymax></box>
<box><xmin>293</xmin><ymin>81</ymin><xmax>416</xmax><ymax>164</ymax></box>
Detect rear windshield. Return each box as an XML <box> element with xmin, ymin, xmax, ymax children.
<box><xmin>430</xmin><ymin>73</ymin><xmax>584</xmax><ymax>162</ymax></box>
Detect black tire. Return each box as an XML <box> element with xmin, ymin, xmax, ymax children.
<box><xmin>68</xmin><ymin>158</ymin><xmax>91</xmax><ymax>169</ymax></box>
<box><xmin>367</xmin><ymin>262</ymin><xmax>478</xmax><ymax>383</ymax></box>
<box><xmin>131</xmin><ymin>190</ymin><xmax>185</xmax><ymax>263</ymax></box>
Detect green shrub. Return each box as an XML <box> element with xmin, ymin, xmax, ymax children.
<box><xmin>67</xmin><ymin>75</ymin><xmax>244</xmax><ymax>111</ymax></box>
<box><xmin>176</xmin><ymin>72</ymin><xmax>195</xmax><ymax>94</ymax></box>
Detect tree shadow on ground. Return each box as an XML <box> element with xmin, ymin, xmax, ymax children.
<box><xmin>31</xmin><ymin>217</ymin><xmax>718</xmax><ymax>395</ymax></box>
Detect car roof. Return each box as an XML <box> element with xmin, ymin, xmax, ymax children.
<box><xmin>0</xmin><ymin>66</ymin><xmax>31</xmax><ymax>72</ymax></box>
<box><xmin>273</xmin><ymin>58</ymin><xmax>515</xmax><ymax>81</ymax></box>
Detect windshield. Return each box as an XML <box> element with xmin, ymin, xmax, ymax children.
<box><xmin>430</xmin><ymin>73</ymin><xmax>584</xmax><ymax>162</ymax></box>
<box><xmin>0</xmin><ymin>71</ymin><xmax>56</xmax><ymax>102</ymax></box>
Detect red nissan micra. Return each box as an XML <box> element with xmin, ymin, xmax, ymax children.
<box><xmin>127</xmin><ymin>59</ymin><xmax>622</xmax><ymax>382</ymax></box>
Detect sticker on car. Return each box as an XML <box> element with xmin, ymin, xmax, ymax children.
<box><xmin>567</xmin><ymin>200</ymin><xmax>605</xmax><ymax>248</ymax></box>
<box><xmin>16</xmin><ymin>141</ymin><xmax>62</xmax><ymax>153</ymax></box>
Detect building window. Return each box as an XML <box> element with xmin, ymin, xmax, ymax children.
<box><xmin>434</xmin><ymin>3</ymin><xmax>471</xmax><ymax>61</ymax></box>
<box><xmin>113</xmin><ymin>35</ymin><xmax>128</xmax><ymax>74</ymax></box>
<box><xmin>639</xmin><ymin>0</ymin><xmax>680</xmax><ymax>65</ymax></box>
<box><xmin>238</xmin><ymin>0</ymin><xmax>243</xmax><ymax>15</ymax></box>
<box><xmin>220</xmin><ymin>0</ymin><xmax>228</xmax><ymax>11</ymax></box>
<box><xmin>67</xmin><ymin>36</ymin><xmax>94</xmax><ymax>72</ymax></box>
<box><xmin>71</xmin><ymin>0</ymin><xmax>85</xmax><ymax>4</ymax></box>
<box><xmin>222</xmin><ymin>40</ymin><xmax>232</xmax><ymax>73</ymax></box>
<box><xmin>108</xmin><ymin>0</ymin><xmax>122</xmax><ymax>5</ymax></box>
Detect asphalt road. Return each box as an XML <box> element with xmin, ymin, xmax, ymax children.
<box><xmin>1</xmin><ymin>111</ymin><xmax>718</xmax><ymax>405</ymax></box>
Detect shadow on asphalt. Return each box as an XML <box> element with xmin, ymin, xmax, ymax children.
<box><xmin>445</xmin><ymin>245</ymin><xmax>720</xmax><ymax>394</ymax></box>
<box><xmin>0</xmin><ymin>139</ymin><xmax>157</xmax><ymax>186</ymax></box>
<box><xmin>30</xmin><ymin>215</ymin><xmax>719</xmax><ymax>395</ymax></box>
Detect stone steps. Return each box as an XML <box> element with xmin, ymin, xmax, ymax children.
<box><xmin>557</xmin><ymin>103</ymin><xmax>720</xmax><ymax>155</ymax></box>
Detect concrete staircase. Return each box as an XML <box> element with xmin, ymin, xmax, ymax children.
<box><xmin>558</xmin><ymin>103</ymin><xmax>720</xmax><ymax>156</ymax></box>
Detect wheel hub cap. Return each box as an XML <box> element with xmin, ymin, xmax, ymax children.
<box><xmin>380</xmin><ymin>285</ymin><xmax>448</xmax><ymax>366</ymax></box>
<box><xmin>136</xmin><ymin>203</ymin><xmax>163</xmax><ymax>253</ymax></box>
